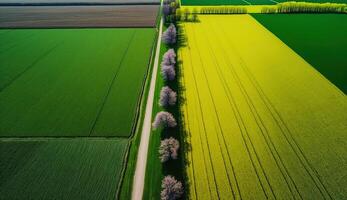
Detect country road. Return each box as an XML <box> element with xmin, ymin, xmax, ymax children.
<box><xmin>131</xmin><ymin>17</ymin><xmax>163</xmax><ymax>200</ymax></box>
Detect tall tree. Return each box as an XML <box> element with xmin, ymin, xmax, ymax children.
<box><xmin>161</xmin><ymin>175</ymin><xmax>184</xmax><ymax>200</ymax></box>
<box><xmin>159</xmin><ymin>86</ymin><xmax>177</xmax><ymax>107</ymax></box>
<box><xmin>159</xmin><ymin>137</ymin><xmax>180</xmax><ymax>162</ymax></box>
<box><xmin>152</xmin><ymin>111</ymin><xmax>177</xmax><ymax>129</ymax></box>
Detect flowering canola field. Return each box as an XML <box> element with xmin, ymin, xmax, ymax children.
<box><xmin>179</xmin><ymin>15</ymin><xmax>347</xmax><ymax>199</ymax></box>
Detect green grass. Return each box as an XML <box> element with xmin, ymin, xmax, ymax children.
<box><xmin>0</xmin><ymin>138</ymin><xmax>128</xmax><ymax>199</ymax></box>
<box><xmin>180</xmin><ymin>0</ymin><xmax>347</xmax><ymax>5</ymax></box>
<box><xmin>252</xmin><ymin>14</ymin><xmax>347</xmax><ymax>94</ymax></box>
<box><xmin>181</xmin><ymin>0</ymin><xmax>247</xmax><ymax>6</ymax></box>
<box><xmin>143</xmin><ymin>42</ymin><xmax>168</xmax><ymax>200</ymax></box>
<box><xmin>119</xmin><ymin>23</ymin><xmax>159</xmax><ymax>199</ymax></box>
<box><xmin>0</xmin><ymin>28</ymin><xmax>155</xmax><ymax>137</ymax></box>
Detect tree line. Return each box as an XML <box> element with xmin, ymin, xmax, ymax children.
<box><xmin>152</xmin><ymin>21</ymin><xmax>184</xmax><ymax>200</ymax></box>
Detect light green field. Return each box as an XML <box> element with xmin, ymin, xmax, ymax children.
<box><xmin>180</xmin><ymin>15</ymin><xmax>347</xmax><ymax>199</ymax></box>
<box><xmin>0</xmin><ymin>28</ymin><xmax>155</xmax><ymax>137</ymax></box>
<box><xmin>0</xmin><ymin>139</ymin><xmax>128</xmax><ymax>199</ymax></box>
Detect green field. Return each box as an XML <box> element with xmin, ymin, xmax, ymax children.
<box><xmin>0</xmin><ymin>139</ymin><xmax>128</xmax><ymax>199</ymax></box>
<box><xmin>252</xmin><ymin>14</ymin><xmax>347</xmax><ymax>93</ymax></box>
<box><xmin>181</xmin><ymin>0</ymin><xmax>246</xmax><ymax>5</ymax></box>
<box><xmin>180</xmin><ymin>0</ymin><xmax>347</xmax><ymax>5</ymax></box>
<box><xmin>0</xmin><ymin>28</ymin><xmax>155</xmax><ymax>137</ymax></box>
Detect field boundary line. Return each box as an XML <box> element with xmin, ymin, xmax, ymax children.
<box><xmin>0</xmin><ymin>137</ymin><xmax>127</xmax><ymax>141</ymax></box>
<box><xmin>0</xmin><ymin>32</ymin><xmax>36</xmax><ymax>55</ymax></box>
<box><xmin>131</xmin><ymin>17</ymin><xmax>163</xmax><ymax>200</ymax></box>
<box><xmin>0</xmin><ymin>2</ymin><xmax>160</xmax><ymax>6</ymax></box>
<box><xmin>0</xmin><ymin>41</ymin><xmax>62</xmax><ymax>92</ymax></box>
<box><xmin>269</xmin><ymin>0</ymin><xmax>279</xmax><ymax>4</ymax></box>
<box><xmin>89</xmin><ymin>30</ymin><xmax>137</xmax><ymax>136</ymax></box>
<box><xmin>211</xmin><ymin>19</ymin><xmax>301</xmax><ymax>199</ymax></box>
<box><xmin>197</xmin><ymin>23</ymin><xmax>244</xmax><ymax>199</ymax></box>
<box><xmin>187</xmin><ymin>23</ymin><xmax>221</xmax><ymax>199</ymax></box>
<box><xmin>242</xmin><ymin>0</ymin><xmax>252</xmax><ymax>5</ymax></box>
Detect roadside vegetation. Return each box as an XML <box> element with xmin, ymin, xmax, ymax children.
<box><xmin>144</xmin><ymin>1</ymin><xmax>187</xmax><ymax>199</ymax></box>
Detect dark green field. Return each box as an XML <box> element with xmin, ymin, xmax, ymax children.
<box><xmin>0</xmin><ymin>28</ymin><xmax>155</xmax><ymax>137</ymax></box>
<box><xmin>181</xmin><ymin>0</ymin><xmax>246</xmax><ymax>5</ymax></box>
<box><xmin>0</xmin><ymin>28</ymin><xmax>158</xmax><ymax>199</ymax></box>
<box><xmin>253</xmin><ymin>14</ymin><xmax>347</xmax><ymax>94</ymax></box>
<box><xmin>0</xmin><ymin>139</ymin><xmax>128</xmax><ymax>199</ymax></box>
<box><xmin>181</xmin><ymin>0</ymin><xmax>347</xmax><ymax>5</ymax></box>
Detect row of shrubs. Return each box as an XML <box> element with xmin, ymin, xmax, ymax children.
<box><xmin>152</xmin><ymin>21</ymin><xmax>184</xmax><ymax>200</ymax></box>
<box><xmin>200</xmin><ymin>7</ymin><xmax>248</xmax><ymax>14</ymax></box>
<box><xmin>277</xmin><ymin>2</ymin><xmax>347</xmax><ymax>13</ymax></box>
<box><xmin>263</xmin><ymin>2</ymin><xmax>346</xmax><ymax>13</ymax></box>
<box><xmin>171</xmin><ymin>2</ymin><xmax>346</xmax><ymax>16</ymax></box>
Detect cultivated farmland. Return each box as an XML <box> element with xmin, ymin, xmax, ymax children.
<box><xmin>0</xmin><ymin>138</ymin><xmax>128</xmax><ymax>199</ymax></box>
<box><xmin>180</xmin><ymin>0</ymin><xmax>246</xmax><ymax>5</ymax></box>
<box><xmin>180</xmin><ymin>15</ymin><xmax>347</xmax><ymax>199</ymax></box>
<box><xmin>180</xmin><ymin>0</ymin><xmax>347</xmax><ymax>5</ymax></box>
<box><xmin>0</xmin><ymin>28</ymin><xmax>155</xmax><ymax>137</ymax></box>
<box><xmin>252</xmin><ymin>14</ymin><xmax>347</xmax><ymax>94</ymax></box>
<box><xmin>0</xmin><ymin>0</ymin><xmax>159</xmax><ymax>4</ymax></box>
<box><xmin>0</xmin><ymin>5</ymin><xmax>159</xmax><ymax>28</ymax></box>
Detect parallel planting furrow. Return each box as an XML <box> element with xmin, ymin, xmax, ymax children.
<box><xmin>180</xmin><ymin>15</ymin><xmax>347</xmax><ymax>200</ymax></box>
<box><xmin>207</xmin><ymin>19</ymin><xmax>302</xmax><ymax>199</ymax></box>
<box><xmin>198</xmin><ymin>21</ymin><xmax>279</xmax><ymax>200</ymax></box>
<box><xmin>191</xmin><ymin>25</ymin><xmax>239</xmax><ymax>199</ymax></box>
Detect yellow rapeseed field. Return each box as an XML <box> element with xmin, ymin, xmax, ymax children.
<box><xmin>179</xmin><ymin>15</ymin><xmax>347</xmax><ymax>200</ymax></box>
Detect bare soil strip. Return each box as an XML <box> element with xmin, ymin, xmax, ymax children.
<box><xmin>0</xmin><ymin>5</ymin><xmax>159</xmax><ymax>28</ymax></box>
